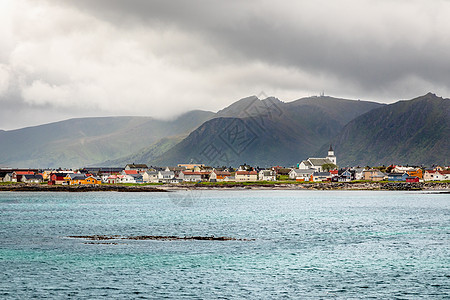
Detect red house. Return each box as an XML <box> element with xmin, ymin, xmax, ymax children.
<box><xmin>406</xmin><ymin>176</ymin><xmax>420</xmax><ymax>183</ymax></box>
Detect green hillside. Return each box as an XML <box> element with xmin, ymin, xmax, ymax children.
<box><xmin>0</xmin><ymin>111</ymin><xmax>214</xmax><ymax>168</ymax></box>
<box><xmin>329</xmin><ymin>93</ymin><xmax>450</xmax><ymax>166</ymax></box>
<box><xmin>150</xmin><ymin>96</ymin><xmax>383</xmax><ymax>167</ymax></box>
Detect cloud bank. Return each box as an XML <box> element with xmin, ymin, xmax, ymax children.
<box><xmin>1</xmin><ymin>0</ymin><xmax>450</xmax><ymax>129</ymax></box>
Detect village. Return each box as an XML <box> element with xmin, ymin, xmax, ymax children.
<box><xmin>0</xmin><ymin>146</ymin><xmax>449</xmax><ymax>185</ymax></box>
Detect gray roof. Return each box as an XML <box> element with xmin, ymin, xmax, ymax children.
<box><xmin>69</xmin><ymin>174</ymin><xmax>86</xmax><ymax>180</ymax></box>
<box><xmin>301</xmin><ymin>160</ymin><xmax>312</xmax><ymax>167</ymax></box>
<box><xmin>308</xmin><ymin>158</ymin><xmax>333</xmax><ymax>166</ymax></box>
<box><xmin>313</xmin><ymin>172</ymin><xmax>331</xmax><ymax>176</ymax></box>
<box><xmin>291</xmin><ymin>169</ymin><xmax>314</xmax><ymax>175</ymax></box>
<box><xmin>160</xmin><ymin>171</ymin><xmax>175</xmax><ymax>176</ymax></box>
<box><xmin>23</xmin><ymin>174</ymin><xmax>43</xmax><ymax>180</ymax></box>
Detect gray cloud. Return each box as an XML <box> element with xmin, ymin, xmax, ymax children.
<box><xmin>1</xmin><ymin>0</ymin><xmax>450</xmax><ymax>129</ymax></box>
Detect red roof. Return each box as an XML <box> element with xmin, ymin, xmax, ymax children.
<box><xmin>236</xmin><ymin>171</ymin><xmax>257</xmax><ymax>175</ymax></box>
<box><xmin>123</xmin><ymin>170</ymin><xmax>138</xmax><ymax>175</ymax></box>
<box><xmin>15</xmin><ymin>171</ymin><xmax>34</xmax><ymax>175</ymax></box>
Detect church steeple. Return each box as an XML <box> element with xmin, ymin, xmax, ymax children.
<box><xmin>327</xmin><ymin>144</ymin><xmax>336</xmax><ymax>165</ymax></box>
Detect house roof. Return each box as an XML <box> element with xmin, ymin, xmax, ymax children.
<box><xmin>313</xmin><ymin>172</ymin><xmax>331</xmax><ymax>176</ymax></box>
<box><xmin>123</xmin><ymin>170</ymin><xmax>138</xmax><ymax>175</ymax></box>
<box><xmin>290</xmin><ymin>169</ymin><xmax>314</xmax><ymax>175</ymax></box>
<box><xmin>308</xmin><ymin>158</ymin><xmax>333</xmax><ymax>166</ymax></box>
<box><xmin>236</xmin><ymin>171</ymin><xmax>257</xmax><ymax>175</ymax></box>
<box><xmin>70</xmin><ymin>174</ymin><xmax>86</xmax><ymax>180</ymax></box>
<box><xmin>126</xmin><ymin>164</ymin><xmax>148</xmax><ymax>169</ymax></box>
<box><xmin>300</xmin><ymin>160</ymin><xmax>312</xmax><ymax>167</ymax></box>
<box><xmin>159</xmin><ymin>171</ymin><xmax>175</xmax><ymax>176</ymax></box>
<box><xmin>15</xmin><ymin>171</ymin><xmax>35</xmax><ymax>175</ymax></box>
<box><xmin>22</xmin><ymin>174</ymin><xmax>43</xmax><ymax>180</ymax></box>
<box><xmin>211</xmin><ymin>170</ymin><xmax>231</xmax><ymax>176</ymax></box>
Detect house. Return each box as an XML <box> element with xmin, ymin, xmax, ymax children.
<box><xmin>130</xmin><ymin>173</ymin><xmax>144</xmax><ymax>184</ymax></box>
<box><xmin>209</xmin><ymin>170</ymin><xmax>232</xmax><ymax>182</ymax></box>
<box><xmin>362</xmin><ymin>169</ymin><xmax>386</xmax><ymax>181</ymax></box>
<box><xmin>120</xmin><ymin>174</ymin><xmax>137</xmax><ymax>183</ymax></box>
<box><xmin>289</xmin><ymin>169</ymin><xmax>314</xmax><ymax>181</ymax></box>
<box><xmin>3</xmin><ymin>173</ymin><xmax>13</xmax><ymax>182</ymax></box>
<box><xmin>332</xmin><ymin>169</ymin><xmax>353</xmax><ymax>182</ymax></box>
<box><xmin>12</xmin><ymin>171</ymin><xmax>35</xmax><ymax>182</ymax></box>
<box><xmin>179</xmin><ymin>171</ymin><xmax>201</xmax><ymax>182</ymax></box>
<box><xmin>69</xmin><ymin>175</ymin><xmax>101</xmax><ymax>185</ymax></box>
<box><xmin>48</xmin><ymin>173</ymin><xmax>70</xmax><ymax>185</ymax></box>
<box><xmin>235</xmin><ymin>171</ymin><xmax>258</xmax><ymax>182</ymax></box>
<box><xmin>122</xmin><ymin>170</ymin><xmax>139</xmax><ymax>176</ymax></box>
<box><xmin>277</xmin><ymin>168</ymin><xmax>292</xmax><ymax>176</ymax></box>
<box><xmin>387</xmin><ymin>173</ymin><xmax>409</xmax><ymax>182</ymax></box>
<box><xmin>177</xmin><ymin>164</ymin><xmax>204</xmax><ymax>170</ymax></box>
<box><xmin>125</xmin><ymin>164</ymin><xmax>148</xmax><ymax>171</ymax></box>
<box><xmin>143</xmin><ymin>171</ymin><xmax>159</xmax><ymax>183</ymax></box>
<box><xmin>423</xmin><ymin>170</ymin><xmax>448</xmax><ymax>181</ymax></box>
<box><xmin>311</xmin><ymin>172</ymin><xmax>331</xmax><ymax>182</ymax></box>
<box><xmin>179</xmin><ymin>171</ymin><xmax>210</xmax><ymax>182</ymax></box>
<box><xmin>392</xmin><ymin>165</ymin><xmax>415</xmax><ymax>173</ymax></box>
<box><xmin>223</xmin><ymin>176</ymin><xmax>236</xmax><ymax>182</ymax></box>
<box><xmin>21</xmin><ymin>174</ymin><xmax>43</xmax><ymax>184</ymax></box>
<box><xmin>405</xmin><ymin>176</ymin><xmax>420</xmax><ymax>183</ymax></box>
<box><xmin>158</xmin><ymin>171</ymin><xmax>175</xmax><ymax>183</ymax></box>
<box><xmin>106</xmin><ymin>175</ymin><xmax>120</xmax><ymax>184</ymax></box>
<box><xmin>258</xmin><ymin>170</ymin><xmax>276</xmax><ymax>181</ymax></box>
<box><xmin>407</xmin><ymin>168</ymin><xmax>423</xmax><ymax>179</ymax></box>
<box><xmin>299</xmin><ymin>145</ymin><xmax>337</xmax><ymax>172</ymax></box>
<box><xmin>353</xmin><ymin>167</ymin><xmax>366</xmax><ymax>180</ymax></box>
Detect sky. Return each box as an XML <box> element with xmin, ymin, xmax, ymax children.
<box><xmin>1</xmin><ymin>0</ymin><xmax>450</xmax><ymax>130</ymax></box>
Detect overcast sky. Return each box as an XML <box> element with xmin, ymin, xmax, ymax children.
<box><xmin>1</xmin><ymin>0</ymin><xmax>450</xmax><ymax>130</ymax></box>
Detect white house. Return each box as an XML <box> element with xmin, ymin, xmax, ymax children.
<box><xmin>311</xmin><ymin>172</ymin><xmax>331</xmax><ymax>182</ymax></box>
<box><xmin>209</xmin><ymin>170</ymin><xmax>231</xmax><ymax>182</ymax></box>
<box><xmin>158</xmin><ymin>171</ymin><xmax>175</xmax><ymax>183</ymax></box>
<box><xmin>289</xmin><ymin>169</ymin><xmax>314</xmax><ymax>181</ymax></box>
<box><xmin>143</xmin><ymin>171</ymin><xmax>159</xmax><ymax>183</ymax></box>
<box><xmin>258</xmin><ymin>170</ymin><xmax>276</xmax><ymax>181</ymax></box>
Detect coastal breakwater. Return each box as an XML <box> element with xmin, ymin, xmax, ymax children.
<box><xmin>0</xmin><ymin>184</ymin><xmax>166</xmax><ymax>192</ymax></box>
<box><xmin>1</xmin><ymin>182</ymin><xmax>449</xmax><ymax>192</ymax></box>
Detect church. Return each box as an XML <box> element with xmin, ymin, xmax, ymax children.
<box><xmin>298</xmin><ymin>145</ymin><xmax>337</xmax><ymax>172</ymax></box>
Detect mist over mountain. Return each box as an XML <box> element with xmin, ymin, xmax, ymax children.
<box><xmin>2</xmin><ymin>93</ymin><xmax>446</xmax><ymax>169</ymax></box>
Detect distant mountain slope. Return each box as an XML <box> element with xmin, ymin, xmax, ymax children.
<box><xmin>0</xmin><ymin>110</ymin><xmax>214</xmax><ymax>168</ymax></box>
<box><xmin>330</xmin><ymin>93</ymin><xmax>450</xmax><ymax>166</ymax></box>
<box><xmin>150</xmin><ymin>96</ymin><xmax>384</xmax><ymax>167</ymax></box>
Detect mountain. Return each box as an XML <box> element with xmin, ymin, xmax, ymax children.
<box><xmin>149</xmin><ymin>96</ymin><xmax>384</xmax><ymax>167</ymax></box>
<box><xmin>0</xmin><ymin>110</ymin><xmax>214</xmax><ymax>168</ymax></box>
<box><xmin>329</xmin><ymin>93</ymin><xmax>450</xmax><ymax>166</ymax></box>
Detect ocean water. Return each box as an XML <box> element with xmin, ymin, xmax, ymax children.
<box><xmin>0</xmin><ymin>190</ymin><xmax>449</xmax><ymax>299</ymax></box>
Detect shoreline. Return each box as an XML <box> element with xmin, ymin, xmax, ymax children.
<box><xmin>0</xmin><ymin>181</ymin><xmax>449</xmax><ymax>192</ymax></box>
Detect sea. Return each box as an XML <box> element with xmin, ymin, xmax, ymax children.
<box><xmin>1</xmin><ymin>190</ymin><xmax>449</xmax><ymax>299</ymax></box>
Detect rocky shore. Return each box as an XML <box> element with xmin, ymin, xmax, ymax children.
<box><xmin>0</xmin><ymin>181</ymin><xmax>448</xmax><ymax>192</ymax></box>
<box><xmin>67</xmin><ymin>235</ymin><xmax>252</xmax><ymax>241</ymax></box>
<box><xmin>170</xmin><ymin>181</ymin><xmax>450</xmax><ymax>191</ymax></box>
<box><xmin>0</xmin><ymin>184</ymin><xmax>166</xmax><ymax>192</ymax></box>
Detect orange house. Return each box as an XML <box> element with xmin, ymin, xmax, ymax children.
<box><xmin>407</xmin><ymin>168</ymin><xmax>423</xmax><ymax>179</ymax></box>
<box><xmin>69</xmin><ymin>176</ymin><xmax>101</xmax><ymax>185</ymax></box>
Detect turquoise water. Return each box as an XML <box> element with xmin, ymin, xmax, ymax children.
<box><xmin>1</xmin><ymin>190</ymin><xmax>449</xmax><ymax>299</ymax></box>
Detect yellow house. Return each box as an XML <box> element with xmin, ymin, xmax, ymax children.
<box><xmin>69</xmin><ymin>175</ymin><xmax>101</xmax><ymax>185</ymax></box>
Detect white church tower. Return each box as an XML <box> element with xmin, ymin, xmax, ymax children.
<box><xmin>327</xmin><ymin>144</ymin><xmax>336</xmax><ymax>165</ymax></box>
